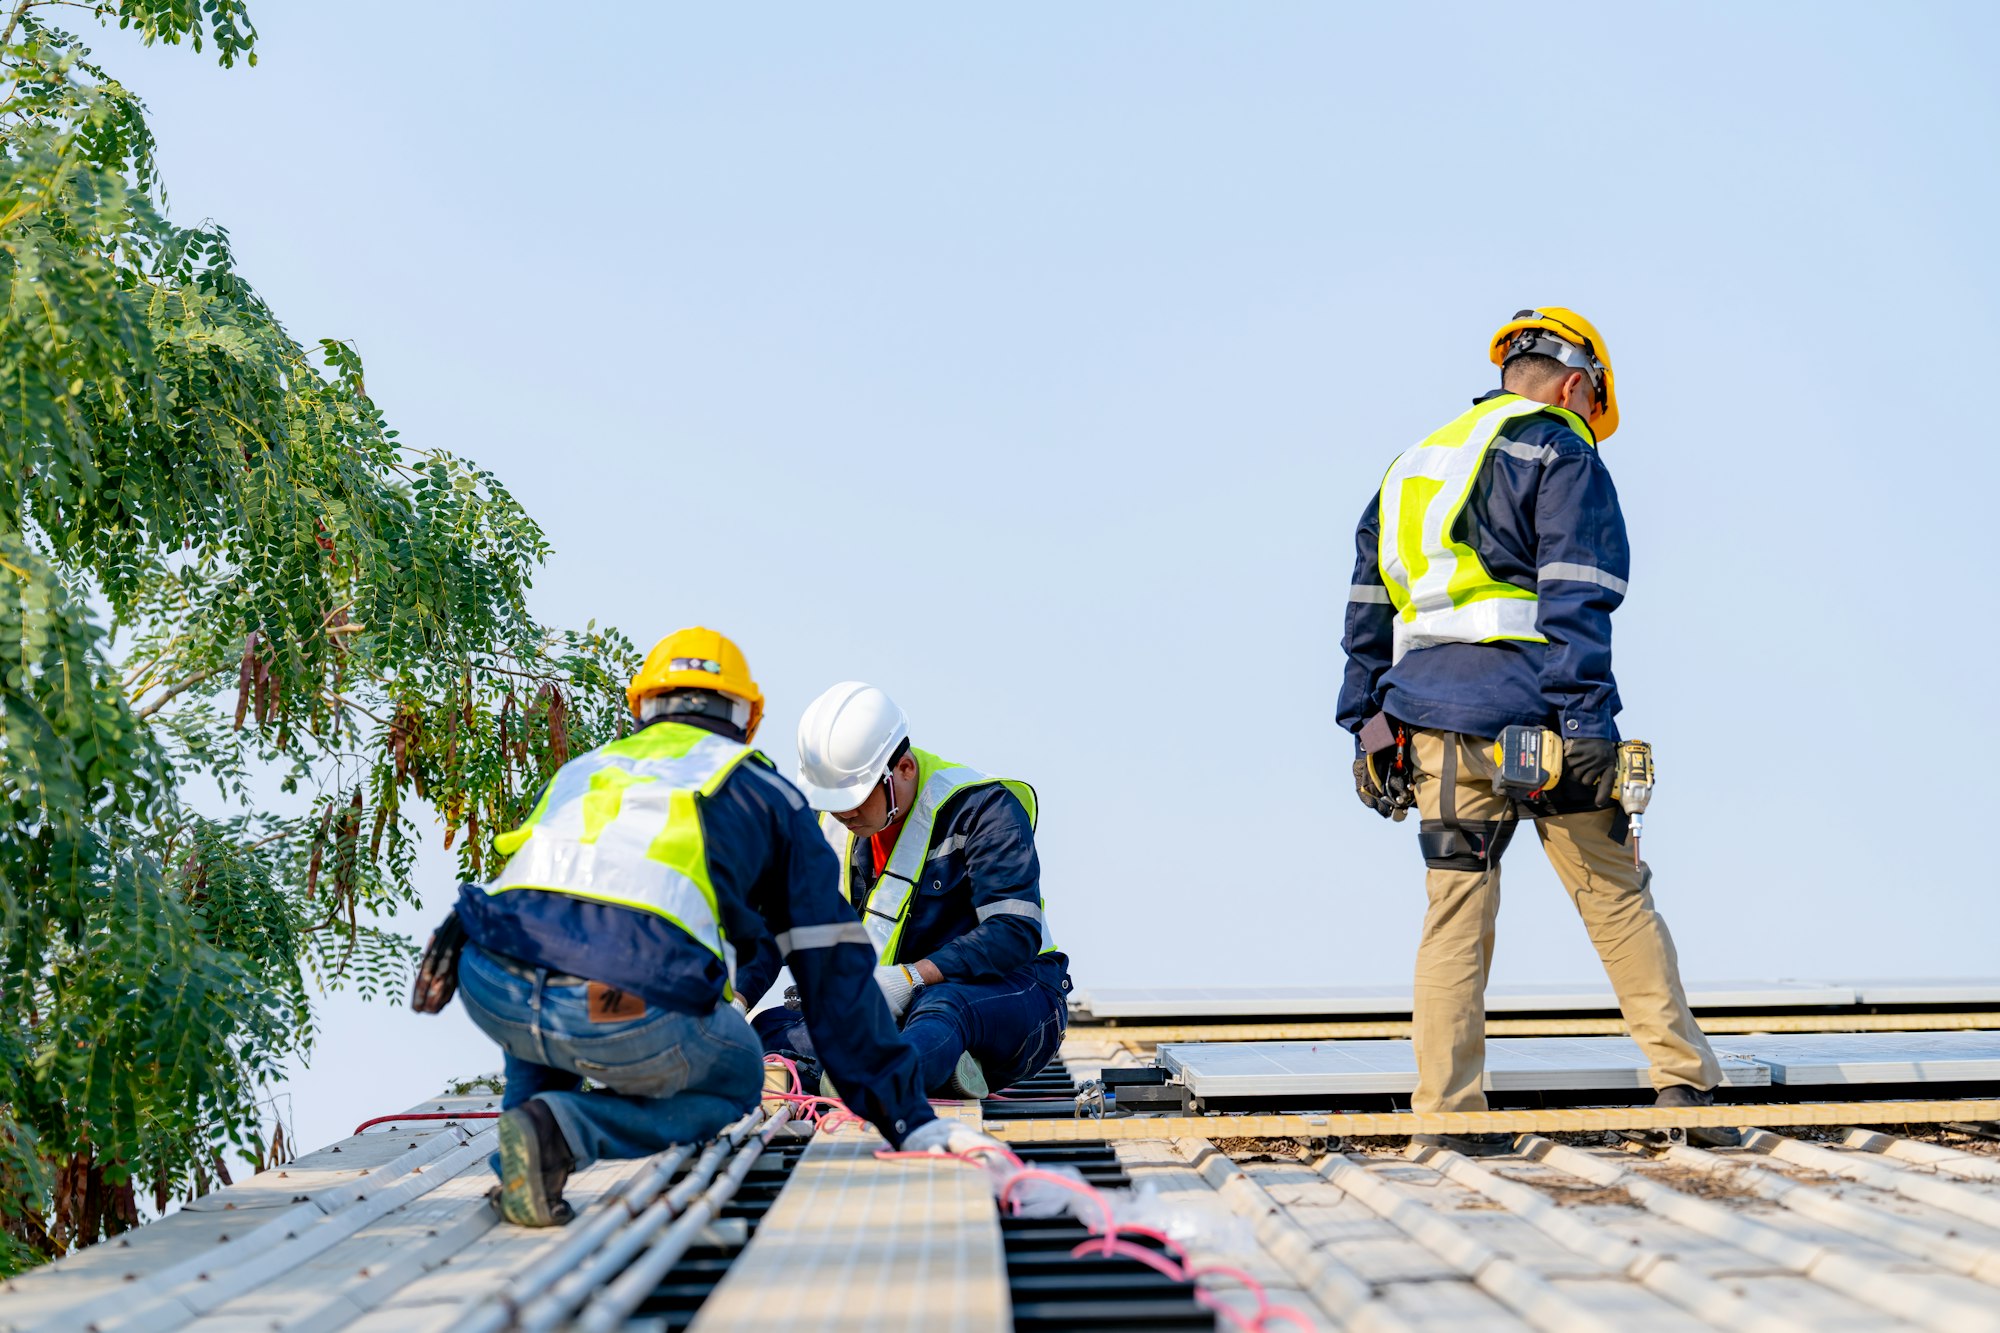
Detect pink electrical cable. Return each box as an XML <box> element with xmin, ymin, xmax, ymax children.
<box><xmin>764</xmin><ymin>1058</ymin><xmax>1307</xmax><ymax>1329</ymax></box>
<box><xmin>897</xmin><ymin>1145</ymin><xmax>1310</xmax><ymax>1332</ymax></box>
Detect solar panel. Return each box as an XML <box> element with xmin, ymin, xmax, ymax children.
<box><xmin>1155</xmin><ymin>1037</ymin><xmax>1771</xmax><ymax>1098</ymax></box>
<box><xmin>1713</xmin><ymin>1031</ymin><xmax>2000</xmax><ymax>1084</ymax></box>
<box><xmin>1069</xmin><ymin>985</ymin><xmax>1416</xmax><ymax>1018</ymax></box>
<box><xmin>1070</xmin><ymin>978</ymin><xmax>1867</xmax><ymax>1019</ymax></box>
<box><xmin>1846</xmin><ymin>978</ymin><xmax>2000</xmax><ymax>1006</ymax></box>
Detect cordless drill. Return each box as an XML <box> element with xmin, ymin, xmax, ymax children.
<box><xmin>1613</xmin><ymin>740</ymin><xmax>1655</xmax><ymax>868</ymax></box>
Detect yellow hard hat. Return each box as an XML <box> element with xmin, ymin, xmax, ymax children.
<box><xmin>626</xmin><ymin>626</ymin><xmax>765</xmax><ymax>738</ymax></box>
<box><xmin>1489</xmin><ymin>307</ymin><xmax>1619</xmax><ymax>442</ymax></box>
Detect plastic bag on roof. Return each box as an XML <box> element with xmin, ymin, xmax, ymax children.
<box><xmin>1115</xmin><ymin>1179</ymin><xmax>1259</xmax><ymax>1257</ymax></box>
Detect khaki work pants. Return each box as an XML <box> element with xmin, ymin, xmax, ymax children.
<box><xmin>1409</xmin><ymin>729</ymin><xmax>1721</xmax><ymax>1113</ymax></box>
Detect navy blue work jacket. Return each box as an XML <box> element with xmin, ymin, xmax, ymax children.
<box><xmin>453</xmin><ymin>716</ymin><xmax>934</xmax><ymax>1144</ymax></box>
<box><xmin>744</xmin><ymin>785</ymin><xmax>1068</xmax><ymax>998</ymax></box>
<box><xmin>1337</xmin><ymin>390</ymin><xmax>1629</xmax><ymax>742</ymax></box>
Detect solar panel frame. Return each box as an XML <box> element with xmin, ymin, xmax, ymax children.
<box><xmin>1845</xmin><ymin>978</ymin><xmax>2000</xmax><ymax>1006</ymax></box>
<box><xmin>1155</xmin><ymin>1036</ymin><xmax>1771</xmax><ymax>1098</ymax></box>
<box><xmin>1712</xmin><ymin>1031</ymin><xmax>2000</xmax><ymax>1084</ymax></box>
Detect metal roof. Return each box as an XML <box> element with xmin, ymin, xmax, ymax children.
<box><xmin>7</xmin><ymin>1005</ymin><xmax>2000</xmax><ymax>1330</ymax></box>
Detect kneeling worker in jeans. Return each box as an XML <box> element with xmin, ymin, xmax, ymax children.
<box><xmin>752</xmin><ymin>682</ymin><xmax>1070</xmax><ymax>1101</ymax></box>
<box><xmin>422</xmin><ymin>629</ymin><xmax>996</xmax><ymax>1227</ymax></box>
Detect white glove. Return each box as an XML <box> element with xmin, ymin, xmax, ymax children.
<box><xmin>729</xmin><ymin>993</ymin><xmax>750</xmax><ymax>1016</ymax></box>
<box><xmin>900</xmin><ymin>1117</ymin><xmax>1008</xmax><ymax>1158</ymax></box>
<box><xmin>873</xmin><ymin>963</ymin><xmax>919</xmax><ymax>1019</ymax></box>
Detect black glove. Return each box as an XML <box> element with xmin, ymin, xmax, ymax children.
<box><xmin>1353</xmin><ymin>732</ymin><xmax>1414</xmax><ymax>820</ymax></box>
<box><xmin>410</xmin><ymin>912</ymin><xmax>467</xmax><ymax>1014</ymax></box>
<box><xmin>1354</xmin><ymin>753</ymin><xmax>1396</xmax><ymax>818</ymax></box>
<box><xmin>1561</xmin><ymin>737</ymin><xmax>1619</xmax><ymax>804</ymax></box>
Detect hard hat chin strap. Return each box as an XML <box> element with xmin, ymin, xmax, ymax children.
<box><xmin>875</xmin><ymin>736</ymin><xmax>914</xmax><ymax>824</ymax></box>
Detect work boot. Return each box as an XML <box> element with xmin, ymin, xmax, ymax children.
<box><xmin>1654</xmin><ymin>1084</ymin><xmax>1740</xmax><ymax>1145</ymax></box>
<box><xmin>497</xmin><ymin>1100</ymin><xmax>576</xmax><ymax>1227</ymax></box>
<box><xmin>944</xmin><ymin>1052</ymin><xmax>989</xmax><ymax>1100</ymax></box>
<box><xmin>1410</xmin><ymin>1132</ymin><xmax>1517</xmax><ymax>1158</ymax></box>
<box><xmin>1654</xmin><ymin>1084</ymin><xmax>1716</xmax><ymax>1108</ymax></box>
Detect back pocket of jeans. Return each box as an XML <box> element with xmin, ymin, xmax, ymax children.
<box><xmin>572</xmin><ymin>1044</ymin><xmax>692</xmax><ymax>1098</ymax></box>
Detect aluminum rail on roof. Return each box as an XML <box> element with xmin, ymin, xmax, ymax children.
<box><xmin>1068</xmin><ymin>977</ymin><xmax>2000</xmax><ymax>1021</ymax></box>
<box><xmin>573</xmin><ymin>1111</ymin><xmax>793</xmax><ymax>1333</ymax></box>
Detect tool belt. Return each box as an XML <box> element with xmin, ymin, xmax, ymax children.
<box><xmin>1418</xmin><ymin>732</ymin><xmax>1629</xmax><ymax>871</ymax></box>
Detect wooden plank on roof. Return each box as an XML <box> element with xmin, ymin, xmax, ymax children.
<box><xmin>689</xmin><ymin>1127</ymin><xmax>1009</xmax><ymax>1333</ymax></box>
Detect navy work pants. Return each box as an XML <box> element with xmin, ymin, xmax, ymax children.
<box><xmin>758</xmin><ymin>964</ymin><xmax>1066</xmax><ymax>1097</ymax></box>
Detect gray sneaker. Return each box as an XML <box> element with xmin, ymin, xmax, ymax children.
<box><xmin>944</xmin><ymin>1052</ymin><xmax>989</xmax><ymax>1100</ymax></box>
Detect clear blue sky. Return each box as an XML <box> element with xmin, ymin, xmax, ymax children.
<box><xmin>96</xmin><ymin>3</ymin><xmax>2000</xmax><ymax>1152</ymax></box>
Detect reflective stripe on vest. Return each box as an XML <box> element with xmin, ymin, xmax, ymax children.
<box><xmin>822</xmin><ymin>747</ymin><xmax>1055</xmax><ymax>965</ymax></box>
<box><xmin>1377</xmin><ymin>393</ymin><xmax>1593</xmax><ymax>663</ymax></box>
<box><xmin>487</xmin><ymin>723</ymin><xmax>754</xmax><ymax>995</ymax></box>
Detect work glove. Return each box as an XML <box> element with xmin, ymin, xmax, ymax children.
<box><xmin>873</xmin><ymin>963</ymin><xmax>921</xmax><ymax>1020</ymax></box>
<box><xmin>899</xmin><ymin>1117</ymin><xmax>1009</xmax><ymax>1159</ymax></box>
<box><xmin>409</xmin><ymin>912</ymin><xmax>467</xmax><ymax>1014</ymax></box>
<box><xmin>1353</xmin><ymin>755</ymin><xmax>1399</xmax><ymax>818</ymax></box>
<box><xmin>1562</xmin><ymin>737</ymin><xmax>1619</xmax><ymax>804</ymax></box>
<box><xmin>1353</xmin><ymin>735</ymin><xmax>1412</xmax><ymax>820</ymax></box>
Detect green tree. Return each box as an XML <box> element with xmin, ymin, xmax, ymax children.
<box><xmin>0</xmin><ymin>1</ymin><xmax>635</xmax><ymax>1269</ymax></box>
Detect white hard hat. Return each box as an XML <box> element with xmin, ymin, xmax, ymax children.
<box><xmin>795</xmin><ymin>681</ymin><xmax>911</xmax><ymax>813</ymax></box>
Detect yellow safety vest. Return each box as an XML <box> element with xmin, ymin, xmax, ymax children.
<box><xmin>820</xmin><ymin>747</ymin><xmax>1055</xmax><ymax>966</ymax></box>
<box><xmin>1377</xmin><ymin>393</ymin><xmax>1594</xmax><ymax>662</ymax></box>
<box><xmin>488</xmin><ymin>722</ymin><xmax>755</xmax><ymax>996</ymax></box>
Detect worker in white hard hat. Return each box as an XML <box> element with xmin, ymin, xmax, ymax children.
<box><xmin>740</xmin><ymin>682</ymin><xmax>1070</xmax><ymax>1101</ymax></box>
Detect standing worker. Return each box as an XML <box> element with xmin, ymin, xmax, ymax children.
<box><xmin>413</xmin><ymin>629</ymin><xmax>997</xmax><ymax>1227</ymax></box>
<box><xmin>1338</xmin><ymin>310</ymin><xmax>1722</xmax><ymax>1155</ymax></box>
<box><xmin>749</xmin><ymin>682</ymin><xmax>1070</xmax><ymax>1101</ymax></box>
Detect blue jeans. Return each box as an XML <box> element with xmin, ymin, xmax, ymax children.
<box><xmin>904</xmin><ymin>972</ymin><xmax>1067</xmax><ymax>1093</ymax></box>
<box><xmin>458</xmin><ymin>945</ymin><xmax>762</xmax><ymax>1168</ymax></box>
<box><xmin>760</xmin><ymin>968</ymin><xmax>1066</xmax><ymax>1097</ymax></box>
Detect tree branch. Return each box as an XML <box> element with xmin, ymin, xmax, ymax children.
<box><xmin>322</xmin><ymin>692</ymin><xmax>393</xmax><ymax>728</ymax></box>
<box><xmin>0</xmin><ymin>0</ymin><xmax>35</xmax><ymax>53</ymax></box>
<box><xmin>134</xmin><ymin>664</ymin><xmax>226</xmax><ymax>719</ymax></box>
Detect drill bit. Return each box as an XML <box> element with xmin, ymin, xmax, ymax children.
<box><xmin>1630</xmin><ymin>813</ymin><xmax>1643</xmax><ymax>868</ymax></box>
